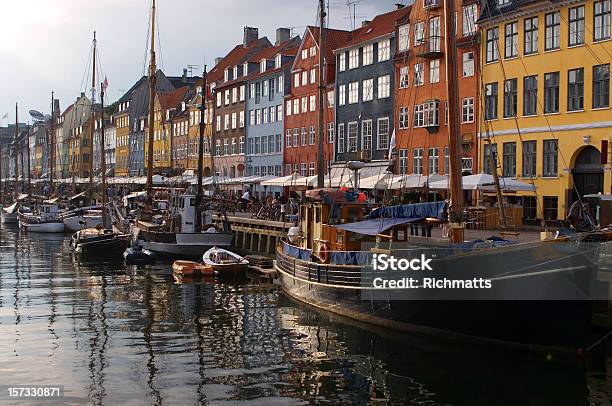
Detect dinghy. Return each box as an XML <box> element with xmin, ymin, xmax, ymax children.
<box><xmin>202</xmin><ymin>247</ymin><xmax>249</xmax><ymax>276</ymax></box>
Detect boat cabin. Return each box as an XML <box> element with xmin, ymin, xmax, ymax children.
<box><xmin>39</xmin><ymin>203</ymin><xmax>61</xmax><ymax>221</ymax></box>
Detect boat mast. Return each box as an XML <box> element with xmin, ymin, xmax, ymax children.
<box><xmin>196</xmin><ymin>65</ymin><xmax>208</xmax><ymax>231</ymax></box>
<box><xmin>485</xmin><ymin>137</ymin><xmax>507</xmax><ymax>228</ymax></box>
<box><xmin>49</xmin><ymin>91</ymin><xmax>54</xmax><ymax>194</ymax></box>
<box><xmin>26</xmin><ymin>123</ymin><xmax>31</xmax><ymax>197</ymax></box>
<box><xmin>443</xmin><ymin>0</ymin><xmax>464</xmax><ymax>243</ymax></box>
<box><xmin>14</xmin><ymin>103</ymin><xmax>19</xmax><ymax>200</ymax></box>
<box><xmin>89</xmin><ymin>31</ymin><xmax>97</xmax><ymax>204</ymax></box>
<box><xmin>100</xmin><ymin>82</ymin><xmax>108</xmax><ymax>228</ymax></box>
<box><xmin>145</xmin><ymin>0</ymin><xmax>157</xmax><ymax>216</ymax></box>
<box><xmin>316</xmin><ymin>0</ymin><xmax>326</xmax><ymax>188</ymax></box>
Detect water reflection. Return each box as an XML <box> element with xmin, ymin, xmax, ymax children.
<box><xmin>0</xmin><ymin>228</ymin><xmax>608</xmax><ymax>405</ymax></box>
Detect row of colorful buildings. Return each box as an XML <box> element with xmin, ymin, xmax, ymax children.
<box><xmin>2</xmin><ymin>0</ymin><xmax>611</xmax><ymax>222</ymax></box>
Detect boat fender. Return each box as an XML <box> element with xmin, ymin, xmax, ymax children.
<box><xmin>320</xmin><ymin>242</ymin><xmax>330</xmax><ymax>263</ymax></box>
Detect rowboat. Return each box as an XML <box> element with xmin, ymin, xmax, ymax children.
<box><xmin>202</xmin><ymin>247</ymin><xmax>249</xmax><ymax>276</ymax></box>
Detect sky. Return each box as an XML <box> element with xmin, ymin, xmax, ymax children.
<box><xmin>0</xmin><ymin>0</ymin><xmax>408</xmax><ymax>124</ymax></box>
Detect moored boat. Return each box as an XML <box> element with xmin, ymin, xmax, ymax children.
<box><xmin>61</xmin><ymin>206</ymin><xmax>103</xmax><ymax>232</ymax></box>
<box><xmin>202</xmin><ymin>246</ymin><xmax>249</xmax><ymax>276</ymax></box>
<box><xmin>1</xmin><ymin>202</ymin><xmax>19</xmax><ymax>224</ymax></box>
<box><xmin>71</xmin><ymin>227</ymin><xmax>131</xmax><ymax>256</ymax></box>
<box><xmin>18</xmin><ymin>202</ymin><xmax>65</xmax><ymax>233</ymax></box>
<box><xmin>123</xmin><ymin>246</ymin><xmax>156</xmax><ymax>265</ymax></box>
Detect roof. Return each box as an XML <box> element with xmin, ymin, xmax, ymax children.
<box><xmin>478</xmin><ymin>0</ymin><xmax>539</xmax><ymax>22</ymax></box>
<box><xmin>247</xmin><ymin>61</ymin><xmax>293</xmax><ymax>82</ymax></box>
<box><xmin>306</xmin><ymin>26</ymin><xmax>352</xmax><ymax>63</ymax></box>
<box><xmin>208</xmin><ymin>37</ymin><xmax>272</xmax><ymax>84</ymax></box>
<box><xmin>247</xmin><ymin>36</ymin><xmax>301</xmax><ymax>63</ymax></box>
<box><xmin>158</xmin><ymin>86</ymin><xmax>189</xmax><ymax>110</ymax></box>
<box><xmin>334</xmin><ymin>5</ymin><xmax>411</xmax><ymax>51</ymax></box>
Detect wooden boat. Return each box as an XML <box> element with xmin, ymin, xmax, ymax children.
<box><xmin>1</xmin><ymin>202</ymin><xmax>19</xmax><ymax>224</ymax></box>
<box><xmin>172</xmin><ymin>260</ymin><xmax>214</xmax><ymax>277</ymax></box>
<box><xmin>71</xmin><ymin>227</ymin><xmax>131</xmax><ymax>256</ymax></box>
<box><xmin>18</xmin><ymin>203</ymin><xmax>65</xmax><ymax>233</ymax></box>
<box><xmin>202</xmin><ymin>247</ymin><xmax>249</xmax><ymax>276</ymax></box>
<box><xmin>61</xmin><ymin>206</ymin><xmax>103</xmax><ymax>232</ymax></box>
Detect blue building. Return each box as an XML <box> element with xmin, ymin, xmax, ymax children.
<box><xmin>333</xmin><ymin>6</ymin><xmax>410</xmax><ymax>173</ymax></box>
<box><xmin>244</xmin><ymin>31</ymin><xmax>300</xmax><ymax>196</ymax></box>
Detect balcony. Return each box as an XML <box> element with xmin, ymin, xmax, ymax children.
<box><xmin>424</xmin><ymin>0</ymin><xmax>441</xmax><ymax>9</ymax></box>
<box><xmin>415</xmin><ymin>36</ymin><xmax>444</xmax><ymax>59</ymax></box>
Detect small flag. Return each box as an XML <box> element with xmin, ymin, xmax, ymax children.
<box><xmin>388</xmin><ymin>129</ymin><xmax>396</xmax><ymax>160</ymax></box>
<box><xmin>102</xmin><ymin>77</ymin><xmax>109</xmax><ymax>91</ymax></box>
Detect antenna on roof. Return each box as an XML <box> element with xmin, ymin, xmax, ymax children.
<box><xmin>345</xmin><ymin>0</ymin><xmax>364</xmax><ymax>30</ymax></box>
<box><xmin>187</xmin><ymin>64</ymin><xmax>200</xmax><ymax>76</ymax></box>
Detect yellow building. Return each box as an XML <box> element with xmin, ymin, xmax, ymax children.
<box><xmin>479</xmin><ymin>0</ymin><xmax>612</xmax><ymax>222</ymax></box>
<box><xmin>114</xmin><ymin>103</ymin><xmax>130</xmax><ymax>177</ymax></box>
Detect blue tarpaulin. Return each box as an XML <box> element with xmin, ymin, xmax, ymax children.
<box><xmin>333</xmin><ymin>217</ymin><xmax>422</xmax><ymax>236</ymax></box>
<box><xmin>368</xmin><ymin>201</ymin><xmax>446</xmax><ymax>221</ymax></box>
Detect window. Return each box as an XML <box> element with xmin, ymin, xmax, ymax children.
<box><xmin>413</xmin><ymin>100</ymin><xmax>440</xmax><ymax>127</ymax></box>
<box><xmin>502</xmin><ymin>142</ymin><xmax>516</xmax><ymax>177</ymax></box>
<box><xmin>263</xmin><ymin>81</ymin><xmax>269</xmax><ymax>97</ymax></box>
<box><xmin>399</xmin><ymin>106</ymin><xmax>409</xmax><ymax>129</ymax></box>
<box><xmin>524</xmin><ymin>17</ymin><xmax>538</xmax><ymax>55</ymax></box>
<box><xmin>429</xmin><ymin>59</ymin><xmax>440</xmax><ymax>83</ymax></box>
<box><xmin>309</xmin><ymin>126</ymin><xmax>315</xmax><ymax>145</ymax></box>
<box><xmin>310</xmin><ymin>68</ymin><xmax>316</xmax><ymax>84</ymax></box>
<box><xmin>239</xmin><ymin>111</ymin><xmax>244</xmax><ymax>128</ymax></box>
<box><xmin>444</xmin><ymin>147</ymin><xmax>449</xmax><ymax>174</ymax></box>
<box><xmin>363</xmin><ymin>79</ymin><xmax>374</xmax><ymax>101</ymax></box>
<box><xmin>293</xmin><ymin>128</ymin><xmax>299</xmax><ymax>147</ymax></box>
<box><xmin>543</xmin><ymin>139</ymin><xmax>558</xmax><ymax>177</ymax></box>
<box><xmin>338</xmin><ymin>85</ymin><xmax>346</xmax><ymax>106</ymax></box>
<box><xmin>429</xmin><ymin>16</ymin><xmax>441</xmax><ymax>52</ymax></box>
<box><xmin>216</xmin><ymin>115</ymin><xmax>221</xmax><ymax>132</ymax></box>
<box><xmin>505</xmin><ymin>22</ymin><xmax>518</xmax><ymax>58</ymax></box>
<box><xmin>337</xmin><ymin>123</ymin><xmax>345</xmax><ymax>153</ymax></box>
<box><xmin>415</xmin><ymin>21</ymin><xmax>425</xmax><ymax>45</ymax></box>
<box><xmin>399</xmin><ymin>149</ymin><xmax>408</xmax><ymax>174</ymax></box>
<box><xmin>413</xmin><ymin>148</ymin><xmax>424</xmax><ymax>175</ymax></box>
<box><xmin>310</xmin><ymin>95</ymin><xmax>316</xmax><ymax>112</ymax></box>
<box><xmin>348</xmin><ymin>82</ymin><xmax>359</xmax><ymax>104</ymax></box>
<box><xmin>463</xmin><ymin>52</ymin><xmax>474</xmax><ymax>77</ymax></box>
<box><xmin>339</xmin><ymin>53</ymin><xmax>346</xmax><ymax>71</ymax></box>
<box><xmin>301</xmin><ymin>71</ymin><xmax>308</xmax><ymax>86</ymax></box>
<box><xmin>262</xmin><ymin>108</ymin><xmax>268</xmax><ymax>124</ymax></box>
<box><xmin>301</xmin><ymin>127</ymin><xmax>307</xmax><ymax>146</ymax></box>
<box><xmin>294</xmin><ymin>73</ymin><xmax>300</xmax><ymax>88</ymax></box>
<box><xmin>568</xmin><ymin>68</ymin><xmax>584</xmax><ymax>111</ymax></box>
<box><xmin>278</xmin><ymin>75</ymin><xmax>283</xmax><ymax>92</ymax></box>
<box><xmin>522</xmin><ymin>140</ymin><xmax>536</xmax><ymax>177</ymax></box>
<box><xmin>483</xmin><ymin>143</ymin><xmax>497</xmax><ymax>174</ymax></box>
<box><xmin>232</xmin><ymin>87</ymin><xmax>238</xmax><ymax>103</ymax></box>
<box><xmin>347</xmin><ymin>122</ymin><xmax>358</xmax><ymax>152</ymax></box>
<box><xmin>286</xmin><ymin>130</ymin><xmax>291</xmax><ymax>147</ymax></box>
<box><xmin>277</xmin><ymin>104</ymin><xmax>283</xmax><ymax>121</ymax></box>
<box><xmin>327</xmin><ymin>91</ymin><xmax>335</xmax><ymax>108</ymax></box>
<box><xmin>568</xmin><ymin>6</ymin><xmax>585</xmax><ymax>46</ymax></box>
<box><xmin>503</xmin><ymin>78</ymin><xmax>518</xmax><ymax>118</ymax></box>
<box><xmin>239</xmin><ymin>85</ymin><xmax>245</xmax><ymax>101</ymax></box>
<box><xmin>362</xmin><ymin>120</ymin><xmax>372</xmax><ymax>151</ymax></box>
<box><xmin>399</xmin><ymin>66</ymin><xmax>409</xmax><ymax>88</ymax></box>
<box><xmin>486</xmin><ymin>27</ymin><xmax>499</xmax><ymax>62</ymax></box>
<box><xmin>256</xmin><ymin>109</ymin><xmax>261</xmax><ymax>125</ymax></box>
<box><xmin>428</xmin><ymin>147</ymin><xmax>439</xmax><ymax>174</ymax></box>
<box><xmin>301</xmin><ymin>97</ymin><xmax>307</xmax><ymax>113</ymax></box>
<box><xmin>285</xmin><ymin>164</ymin><xmax>291</xmax><ymax>175</ymax></box>
<box><xmin>224</xmin><ymin>90</ymin><xmax>230</xmax><ymax>105</ymax></box>
<box><xmin>224</xmin><ymin>114</ymin><xmax>230</xmax><ymax>130</ymax></box>
<box><xmin>349</xmin><ymin>49</ymin><xmax>359</xmax><ymax>69</ymax></box>
<box><xmin>363</xmin><ymin>44</ymin><xmax>374</xmax><ymax>66</ymax></box>
<box><xmin>593</xmin><ymin>64</ymin><xmax>610</xmax><ymax>108</ymax></box>
<box><xmin>544</xmin><ymin>72</ymin><xmax>560</xmax><ymax>113</ymax></box>
<box><xmin>545</xmin><ymin>12</ymin><xmax>560</xmax><ymax>50</ymax></box>
<box><xmin>378</xmin><ymin>39</ymin><xmax>390</xmax><ymax>61</ymax></box>
<box><xmin>463</xmin><ymin>4</ymin><xmax>477</xmax><ymax>35</ymax></box>
<box><xmin>378</xmin><ymin>75</ymin><xmax>390</xmax><ymax>98</ymax></box>
<box><xmin>543</xmin><ymin>196</ymin><xmax>558</xmax><ymax>221</ymax></box>
<box><xmin>523</xmin><ymin>75</ymin><xmax>538</xmax><ymax>116</ymax></box>
<box><xmin>327</xmin><ymin>122</ymin><xmax>335</xmax><ymax>143</ymax></box>
<box><xmin>310</xmin><ymin>46</ymin><xmax>316</xmax><ymax>57</ymax></box>
<box><xmin>301</xmin><ymin>163</ymin><xmax>307</xmax><ymax>176</ymax></box>
<box><xmin>594</xmin><ymin>1</ymin><xmax>611</xmax><ymax>41</ymax></box>
<box><xmin>414</xmin><ymin>63</ymin><xmax>424</xmax><ymax>86</ymax></box>
<box><xmin>485</xmin><ymin>83</ymin><xmax>498</xmax><ymax>120</ymax></box>
<box><xmin>377</xmin><ymin>118</ymin><xmax>390</xmax><ymax>150</ymax></box>
<box><xmin>293</xmin><ymin>99</ymin><xmax>299</xmax><ymax>114</ymax></box>
<box><xmin>301</xmin><ymin>49</ymin><xmax>308</xmax><ymax>59</ymax></box>
<box><xmin>398</xmin><ymin>24</ymin><xmax>410</xmax><ymax>51</ymax></box>
<box><xmin>309</xmin><ymin>162</ymin><xmax>315</xmax><ymax>176</ymax></box>
<box><xmin>231</xmin><ymin>112</ymin><xmax>237</xmax><ymax>129</ymax></box>
<box><xmin>462</xmin><ymin>97</ymin><xmax>474</xmax><ymax>123</ymax></box>
<box><xmin>498</xmin><ymin>0</ymin><xmax>511</xmax><ymax>6</ymax></box>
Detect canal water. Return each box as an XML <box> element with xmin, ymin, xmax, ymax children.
<box><xmin>0</xmin><ymin>226</ymin><xmax>610</xmax><ymax>405</ymax></box>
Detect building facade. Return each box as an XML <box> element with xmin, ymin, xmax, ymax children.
<box><xmin>479</xmin><ymin>0</ymin><xmax>612</xmax><ymax>221</ymax></box>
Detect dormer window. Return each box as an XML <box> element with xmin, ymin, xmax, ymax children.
<box><xmin>275</xmin><ymin>54</ymin><xmax>282</xmax><ymax>68</ymax></box>
<box><xmin>243</xmin><ymin>62</ymin><xmax>248</xmax><ymax>76</ymax></box>
<box><xmin>233</xmin><ymin>65</ymin><xmax>238</xmax><ymax>79</ymax></box>
<box><xmin>166</xmin><ymin>110</ymin><xmax>170</xmax><ymax>121</ymax></box>
<box><xmin>224</xmin><ymin>69</ymin><xmax>229</xmax><ymax>82</ymax></box>
<box><xmin>181</xmin><ymin>102</ymin><xmax>186</xmax><ymax>111</ymax></box>
<box><xmin>498</xmin><ymin>0</ymin><xmax>511</xmax><ymax>6</ymax></box>
<box><xmin>260</xmin><ymin>59</ymin><xmax>267</xmax><ymax>72</ymax></box>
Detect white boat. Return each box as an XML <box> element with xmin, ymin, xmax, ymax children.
<box><xmin>18</xmin><ymin>203</ymin><xmax>65</xmax><ymax>233</ymax></box>
<box><xmin>1</xmin><ymin>203</ymin><xmax>19</xmax><ymax>224</ymax></box>
<box><xmin>61</xmin><ymin>206</ymin><xmax>103</xmax><ymax>232</ymax></box>
<box><xmin>202</xmin><ymin>247</ymin><xmax>249</xmax><ymax>276</ymax></box>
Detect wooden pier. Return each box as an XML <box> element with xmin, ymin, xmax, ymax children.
<box><xmin>214</xmin><ymin>214</ymin><xmax>291</xmax><ymax>255</ymax></box>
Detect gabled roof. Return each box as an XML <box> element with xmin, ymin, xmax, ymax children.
<box><xmin>304</xmin><ymin>26</ymin><xmax>352</xmax><ymax>64</ymax></box>
<box><xmin>334</xmin><ymin>5</ymin><xmax>411</xmax><ymax>51</ymax></box>
<box><xmin>247</xmin><ymin>36</ymin><xmax>301</xmax><ymax>63</ymax></box>
<box><xmin>478</xmin><ymin>0</ymin><xmax>538</xmax><ymax>23</ymax></box>
<box><xmin>158</xmin><ymin>86</ymin><xmax>189</xmax><ymax>110</ymax></box>
<box><xmin>208</xmin><ymin>37</ymin><xmax>272</xmax><ymax>84</ymax></box>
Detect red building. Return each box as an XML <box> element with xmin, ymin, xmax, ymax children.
<box><xmin>283</xmin><ymin>26</ymin><xmax>351</xmax><ymax>177</ymax></box>
<box><xmin>394</xmin><ymin>0</ymin><xmax>480</xmax><ymax>177</ymax></box>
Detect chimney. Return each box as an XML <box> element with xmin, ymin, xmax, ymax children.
<box><xmin>243</xmin><ymin>26</ymin><xmax>259</xmax><ymax>47</ymax></box>
<box><xmin>395</xmin><ymin>3</ymin><xmax>404</xmax><ymax>9</ymax></box>
<box><xmin>361</xmin><ymin>20</ymin><xmax>371</xmax><ymax>27</ymax></box>
<box><xmin>182</xmin><ymin>68</ymin><xmax>188</xmax><ymax>82</ymax></box>
<box><xmin>215</xmin><ymin>57</ymin><xmax>223</xmax><ymax>66</ymax></box>
<box><xmin>276</xmin><ymin>28</ymin><xmax>291</xmax><ymax>45</ymax></box>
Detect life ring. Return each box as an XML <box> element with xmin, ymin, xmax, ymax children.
<box><xmin>320</xmin><ymin>242</ymin><xmax>330</xmax><ymax>263</ymax></box>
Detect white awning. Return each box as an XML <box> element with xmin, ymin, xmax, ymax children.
<box><xmin>260</xmin><ymin>173</ymin><xmax>307</xmax><ymax>187</ymax></box>
<box><xmin>428</xmin><ymin>173</ymin><xmax>536</xmax><ymax>192</ymax></box>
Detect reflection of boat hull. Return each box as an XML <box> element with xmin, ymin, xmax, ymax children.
<box><xmin>19</xmin><ymin>220</ymin><xmax>65</xmax><ymax>233</ymax></box>
<box><xmin>63</xmin><ymin>214</ymin><xmax>103</xmax><ymax>232</ymax></box>
<box><xmin>141</xmin><ymin>232</ymin><xmax>233</xmax><ymax>258</ymax></box>
<box><xmin>276</xmin><ymin>239</ymin><xmax>599</xmax><ymax>352</ymax></box>
<box><xmin>1</xmin><ymin>212</ymin><xmax>18</xmax><ymax>224</ymax></box>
